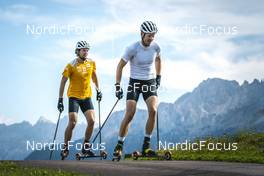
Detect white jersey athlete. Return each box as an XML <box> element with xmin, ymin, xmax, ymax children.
<box><xmin>113</xmin><ymin>21</ymin><xmax>162</xmax><ymax>159</ymax></box>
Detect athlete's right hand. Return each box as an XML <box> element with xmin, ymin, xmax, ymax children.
<box><xmin>57</xmin><ymin>97</ymin><xmax>64</xmax><ymax>112</ymax></box>
<box><xmin>115</xmin><ymin>83</ymin><xmax>123</xmax><ymax>100</ymax></box>
<box><xmin>156</xmin><ymin>75</ymin><xmax>161</xmax><ymax>89</ymax></box>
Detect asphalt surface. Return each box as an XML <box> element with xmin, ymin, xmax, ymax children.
<box><xmin>14</xmin><ymin>160</ymin><xmax>264</xmax><ymax>176</ymax></box>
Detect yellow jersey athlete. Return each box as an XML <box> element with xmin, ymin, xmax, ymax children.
<box><xmin>57</xmin><ymin>41</ymin><xmax>102</xmax><ymax>159</ymax></box>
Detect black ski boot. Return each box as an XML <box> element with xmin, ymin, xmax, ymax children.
<box><xmin>142</xmin><ymin>137</ymin><xmax>156</xmax><ymax>157</ymax></box>
<box><xmin>112</xmin><ymin>141</ymin><xmax>123</xmax><ymax>161</ymax></box>
<box><xmin>61</xmin><ymin>144</ymin><xmax>69</xmax><ymax>160</ymax></box>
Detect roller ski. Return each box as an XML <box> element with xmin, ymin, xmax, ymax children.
<box><xmin>76</xmin><ymin>142</ymin><xmax>107</xmax><ymax>160</ymax></box>
<box><xmin>130</xmin><ymin>138</ymin><xmax>171</xmax><ymax>160</ymax></box>
<box><xmin>112</xmin><ymin>142</ymin><xmax>123</xmax><ymax>161</ymax></box>
<box><xmin>60</xmin><ymin>144</ymin><xmax>69</xmax><ymax>160</ymax></box>
<box><xmin>76</xmin><ymin>150</ymin><xmax>107</xmax><ymax>160</ymax></box>
<box><xmin>131</xmin><ymin>150</ymin><xmax>172</xmax><ymax>160</ymax></box>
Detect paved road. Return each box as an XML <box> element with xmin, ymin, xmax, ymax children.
<box><xmin>15</xmin><ymin>160</ymin><xmax>264</xmax><ymax>176</ymax></box>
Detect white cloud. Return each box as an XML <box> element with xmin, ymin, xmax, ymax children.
<box><xmin>103</xmin><ymin>0</ymin><xmax>264</xmax><ymax>36</ymax></box>
<box><xmin>162</xmin><ymin>43</ymin><xmax>264</xmax><ymax>91</ymax></box>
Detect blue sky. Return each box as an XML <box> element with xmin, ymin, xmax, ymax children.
<box><xmin>0</xmin><ymin>0</ymin><xmax>264</xmax><ymax>125</ymax></box>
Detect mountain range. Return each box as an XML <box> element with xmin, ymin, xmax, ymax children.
<box><xmin>1</xmin><ymin>78</ymin><xmax>264</xmax><ymax>160</ymax></box>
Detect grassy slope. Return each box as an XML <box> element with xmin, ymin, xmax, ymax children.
<box><xmin>168</xmin><ymin>132</ymin><xmax>264</xmax><ymax>164</ymax></box>
<box><xmin>0</xmin><ymin>161</ymin><xmax>87</xmax><ymax>176</ymax></box>
<box><xmin>127</xmin><ymin>132</ymin><xmax>264</xmax><ymax>164</ymax></box>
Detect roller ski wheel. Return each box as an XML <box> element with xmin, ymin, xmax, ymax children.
<box><xmin>112</xmin><ymin>155</ymin><xmax>121</xmax><ymax>161</ymax></box>
<box><xmin>132</xmin><ymin>151</ymin><xmax>140</xmax><ymax>160</ymax></box>
<box><xmin>100</xmin><ymin>150</ymin><xmax>108</xmax><ymax>159</ymax></box>
<box><xmin>164</xmin><ymin>151</ymin><xmax>172</xmax><ymax>160</ymax></box>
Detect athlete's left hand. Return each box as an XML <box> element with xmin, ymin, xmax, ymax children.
<box><xmin>96</xmin><ymin>90</ymin><xmax>102</xmax><ymax>101</ymax></box>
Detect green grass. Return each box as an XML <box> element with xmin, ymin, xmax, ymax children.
<box><xmin>166</xmin><ymin>132</ymin><xmax>264</xmax><ymax>164</ymax></box>
<box><xmin>0</xmin><ymin>161</ymin><xmax>87</xmax><ymax>176</ymax></box>
<box><xmin>126</xmin><ymin>132</ymin><xmax>264</xmax><ymax>164</ymax></box>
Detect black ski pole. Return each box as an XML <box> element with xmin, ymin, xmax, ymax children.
<box><xmin>98</xmin><ymin>100</ymin><xmax>102</xmax><ymax>148</ymax></box>
<box><xmin>49</xmin><ymin>111</ymin><xmax>62</xmax><ymax>160</ymax></box>
<box><xmin>92</xmin><ymin>99</ymin><xmax>119</xmax><ymax>143</ymax></box>
<box><xmin>156</xmin><ymin>108</ymin><xmax>160</xmax><ymax>151</ymax></box>
<box><xmin>98</xmin><ymin>100</ymin><xmax>102</xmax><ymax>160</ymax></box>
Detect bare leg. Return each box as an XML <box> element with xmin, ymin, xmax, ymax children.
<box><xmin>83</xmin><ymin>110</ymin><xmax>95</xmax><ymax>142</ymax></box>
<box><xmin>145</xmin><ymin>96</ymin><xmax>158</xmax><ymax>135</ymax></box>
<box><xmin>119</xmin><ymin>100</ymin><xmax>137</xmax><ymax>137</ymax></box>
<box><xmin>64</xmin><ymin>112</ymin><xmax>78</xmax><ymax>145</ymax></box>
<box><xmin>142</xmin><ymin>96</ymin><xmax>158</xmax><ymax>155</ymax></box>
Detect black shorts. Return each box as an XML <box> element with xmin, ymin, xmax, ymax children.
<box><xmin>126</xmin><ymin>78</ymin><xmax>157</xmax><ymax>102</ymax></box>
<box><xmin>69</xmin><ymin>97</ymin><xmax>94</xmax><ymax>113</ymax></box>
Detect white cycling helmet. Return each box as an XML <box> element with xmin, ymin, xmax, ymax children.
<box><xmin>75</xmin><ymin>41</ymin><xmax>90</xmax><ymax>54</ymax></box>
<box><xmin>76</xmin><ymin>40</ymin><xmax>90</xmax><ymax>49</ymax></box>
<box><xmin>140</xmin><ymin>21</ymin><xmax>158</xmax><ymax>34</ymax></box>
